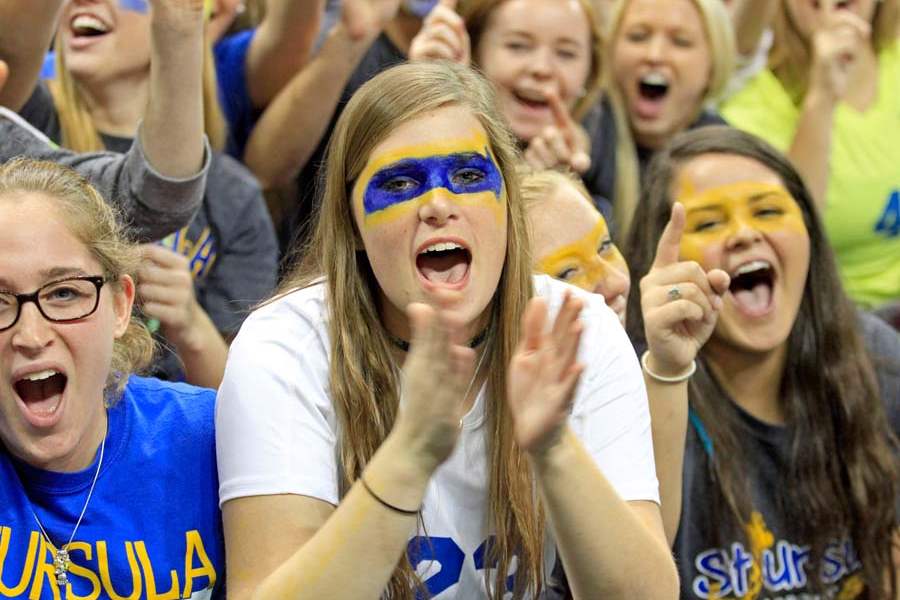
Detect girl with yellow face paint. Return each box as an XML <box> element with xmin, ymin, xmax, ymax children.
<box><xmin>624</xmin><ymin>126</ymin><xmax>899</xmax><ymax>600</ymax></box>
<box><xmin>521</xmin><ymin>169</ymin><xmax>632</xmax><ymax>325</ymax></box>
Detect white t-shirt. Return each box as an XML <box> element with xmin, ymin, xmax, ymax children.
<box><xmin>216</xmin><ymin>275</ymin><xmax>658</xmax><ymax>598</ymax></box>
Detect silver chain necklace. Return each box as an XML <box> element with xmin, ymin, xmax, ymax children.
<box><xmin>30</xmin><ymin>420</ymin><xmax>107</xmax><ymax>588</ymax></box>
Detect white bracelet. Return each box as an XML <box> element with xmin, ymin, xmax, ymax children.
<box><xmin>641</xmin><ymin>351</ymin><xmax>696</xmax><ymax>384</ymax></box>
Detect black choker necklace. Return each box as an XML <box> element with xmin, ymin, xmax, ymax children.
<box><xmin>387</xmin><ymin>327</ymin><xmax>489</xmax><ymax>353</ymax></box>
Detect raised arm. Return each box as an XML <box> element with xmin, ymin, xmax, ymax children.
<box><xmin>786</xmin><ymin>0</ymin><xmax>871</xmax><ymax>209</ymax></box>
<box><xmin>244</xmin><ymin>0</ymin><xmax>326</xmax><ymax>108</ymax></box>
<box><xmin>242</xmin><ymin>0</ymin><xmax>401</xmax><ymax>189</ymax></box>
<box><xmin>638</xmin><ymin>203</ymin><xmax>729</xmax><ymax>544</ymax></box>
<box><xmin>141</xmin><ymin>0</ymin><xmax>206</xmax><ymax>178</ymax></box>
<box><xmin>506</xmin><ymin>292</ymin><xmax>678</xmax><ymax>599</ymax></box>
<box><xmin>0</xmin><ymin>0</ymin><xmax>65</xmax><ymax>111</ymax></box>
<box><xmin>222</xmin><ymin>300</ymin><xmax>477</xmax><ymax>599</ymax></box>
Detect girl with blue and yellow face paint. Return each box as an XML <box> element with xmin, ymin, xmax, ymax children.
<box><xmin>218</xmin><ymin>62</ymin><xmax>678</xmax><ymax>600</ymax></box>
<box><xmin>522</xmin><ymin>169</ymin><xmax>631</xmax><ymax>325</ymax></box>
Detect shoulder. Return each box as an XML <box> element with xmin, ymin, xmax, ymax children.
<box><xmin>230</xmin><ymin>283</ymin><xmax>330</xmax><ymax>355</ymax></box>
<box><xmin>121</xmin><ymin>376</ymin><xmax>216</xmax><ymax>436</ymax></box>
<box><xmin>857</xmin><ymin>311</ymin><xmax>900</xmax><ymax>403</ymax></box>
<box><xmin>208</xmin><ymin>151</ymin><xmax>264</xmax><ymax>198</ymax></box>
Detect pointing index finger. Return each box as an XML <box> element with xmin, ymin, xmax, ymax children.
<box><xmin>547</xmin><ymin>90</ymin><xmax>576</xmax><ymax>142</ymax></box>
<box><xmin>652</xmin><ymin>202</ymin><xmax>686</xmax><ymax>269</ymax></box>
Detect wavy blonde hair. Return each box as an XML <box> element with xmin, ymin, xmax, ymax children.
<box><xmin>48</xmin><ymin>23</ymin><xmax>226</xmax><ymax>153</ymax></box>
<box><xmin>278</xmin><ymin>61</ymin><xmax>543</xmax><ymax>599</ymax></box>
<box><xmin>605</xmin><ymin>0</ymin><xmax>735</xmax><ymax>238</ymax></box>
<box><xmin>0</xmin><ymin>158</ymin><xmax>154</xmax><ymax>400</ymax></box>
<box><xmin>771</xmin><ymin>0</ymin><xmax>900</xmax><ymax>102</ymax></box>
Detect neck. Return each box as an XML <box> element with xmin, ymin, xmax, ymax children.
<box><xmin>46</xmin><ymin>403</ymin><xmax>108</xmax><ymax>473</ymax></box>
<box><xmin>76</xmin><ymin>72</ymin><xmax>149</xmax><ymax>138</ymax></box>
<box><xmin>383</xmin><ymin>13</ymin><xmax>422</xmax><ymax>55</ymax></box>
<box><xmin>704</xmin><ymin>339</ymin><xmax>787</xmax><ymax>425</ymax></box>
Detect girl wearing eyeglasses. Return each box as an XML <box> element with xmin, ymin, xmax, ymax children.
<box><xmin>0</xmin><ymin>158</ymin><xmax>224</xmax><ymax>599</ymax></box>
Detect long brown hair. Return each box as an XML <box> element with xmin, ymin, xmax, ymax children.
<box><xmin>277</xmin><ymin>61</ymin><xmax>542</xmax><ymax>599</ymax></box>
<box><xmin>771</xmin><ymin>0</ymin><xmax>900</xmax><ymax>102</ymax></box>
<box><xmin>48</xmin><ymin>22</ymin><xmax>226</xmax><ymax>153</ymax></box>
<box><xmin>624</xmin><ymin>126</ymin><xmax>899</xmax><ymax>598</ymax></box>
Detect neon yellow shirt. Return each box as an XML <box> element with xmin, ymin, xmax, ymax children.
<box><xmin>722</xmin><ymin>41</ymin><xmax>900</xmax><ymax>308</ymax></box>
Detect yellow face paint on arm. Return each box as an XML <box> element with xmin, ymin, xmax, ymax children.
<box><xmin>351</xmin><ymin>131</ymin><xmax>506</xmax><ymax>229</ymax></box>
<box><xmin>536</xmin><ymin>217</ymin><xmax>626</xmax><ymax>292</ymax></box>
<box><xmin>677</xmin><ymin>180</ymin><xmax>807</xmax><ymax>264</ymax></box>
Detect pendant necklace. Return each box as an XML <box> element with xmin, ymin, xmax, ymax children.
<box><xmin>30</xmin><ymin>419</ymin><xmax>107</xmax><ymax>589</ymax></box>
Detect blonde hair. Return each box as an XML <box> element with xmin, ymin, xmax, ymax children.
<box><xmin>0</xmin><ymin>158</ymin><xmax>153</xmax><ymax>399</ymax></box>
<box><xmin>49</xmin><ymin>26</ymin><xmax>227</xmax><ymax>153</ymax></box>
<box><xmin>519</xmin><ymin>164</ymin><xmax>595</xmax><ymax>212</ymax></box>
<box><xmin>458</xmin><ymin>0</ymin><xmax>606</xmax><ymax>120</ymax></box>
<box><xmin>771</xmin><ymin>0</ymin><xmax>900</xmax><ymax>102</ymax></box>
<box><xmin>605</xmin><ymin>0</ymin><xmax>736</xmax><ymax>238</ymax></box>
<box><xmin>278</xmin><ymin>61</ymin><xmax>542</xmax><ymax>599</ymax></box>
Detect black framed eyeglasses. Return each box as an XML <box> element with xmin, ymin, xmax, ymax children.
<box><xmin>0</xmin><ymin>276</ymin><xmax>107</xmax><ymax>332</ymax></box>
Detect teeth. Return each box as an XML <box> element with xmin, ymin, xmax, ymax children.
<box><xmin>72</xmin><ymin>15</ymin><xmax>109</xmax><ymax>33</ymax></box>
<box><xmin>734</xmin><ymin>260</ymin><xmax>771</xmax><ymax>276</ymax></box>
<box><xmin>22</xmin><ymin>369</ymin><xmax>59</xmax><ymax>382</ymax></box>
<box><xmin>641</xmin><ymin>73</ymin><xmax>669</xmax><ymax>86</ymax></box>
<box><xmin>423</xmin><ymin>242</ymin><xmax>463</xmax><ymax>253</ymax></box>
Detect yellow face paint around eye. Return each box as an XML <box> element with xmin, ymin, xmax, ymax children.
<box><xmin>351</xmin><ymin>130</ymin><xmax>505</xmax><ymax>229</ymax></box>
<box><xmin>536</xmin><ymin>218</ymin><xmax>621</xmax><ymax>292</ymax></box>
<box><xmin>677</xmin><ymin>180</ymin><xmax>808</xmax><ymax>264</ymax></box>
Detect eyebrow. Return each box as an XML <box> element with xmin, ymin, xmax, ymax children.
<box><xmin>375</xmin><ymin>152</ymin><xmax>486</xmax><ymax>174</ymax></box>
<box><xmin>747</xmin><ymin>191</ymin><xmax>785</xmax><ymax>203</ymax></box>
<box><xmin>0</xmin><ymin>267</ymin><xmax>90</xmax><ymax>291</ymax></box>
<box><xmin>685</xmin><ymin>203</ymin><xmax>724</xmax><ymax>214</ymax></box>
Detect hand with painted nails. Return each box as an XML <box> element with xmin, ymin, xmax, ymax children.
<box><xmin>808</xmin><ymin>0</ymin><xmax>872</xmax><ymax>103</ymax></box>
<box><xmin>507</xmin><ymin>292</ymin><xmax>585</xmax><ymax>456</ymax></box>
<box><xmin>409</xmin><ymin>0</ymin><xmax>471</xmax><ymax>65</ymax></box>
<box><xmin>392</xmin><ymin>297</ymin><xmax>477</xmax><ymax>474</ymax></box>
<box><xmin>340</xmin><ymin>0</ymin><xmax>403</xmax><ymax>41</ymax></box>
<box><xmin>523</xmin><ymin>91</ymin><xmax>591</xmax><ymax>175</ymax></box>
<box><xmin>640</xmin><ymin>203</ymin><xmax>730</xmax><ymax>378</ymax></box>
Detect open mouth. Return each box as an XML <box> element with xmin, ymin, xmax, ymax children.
<box><xmin>633</xmin><ymin>72</ymin><xmax>670</xmax><ymax>119</ymax></box>
<box><xmin>728</xmin><ymin>260</ymin><xmax>775</xmax><ymax>317</ymax></box>
<box><xmin>70</xmin><ymin>14</ymin><xmax>111</xmax><ymax>38</ymax></box>
<box><xmin>512</xmin><ymin>89</ymin><xmax>550</xmax><ymax>111</ymax></box>
<box><xmin>813</xmin><ymin>0</ymin><xmax>853</xmax><ymax>9</ymax></box>
<box><xmin>416</xmin><ymin>241</ymin><xmax>472</xmax><ymax>287</ymax></box>
<box><xmin>14</xmin><ymin>369</ymin><xmax>68</xmax><ymax>420</ymax></box>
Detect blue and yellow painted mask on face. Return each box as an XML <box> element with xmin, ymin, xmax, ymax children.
<box><xmin>352</xmin><ymin>131</ymin><xmax>504</xmax><ymax>229</ymax></box>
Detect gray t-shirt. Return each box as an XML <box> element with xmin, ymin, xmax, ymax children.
<box><xmin>0</xmin><ymin>103</ymin><xmax>208</xmax><ymax>243</ymax></box>
<box><xmin>675</xmin><ymin>312</ymin><xmax>900</xmax><ymax>599</ymax></box>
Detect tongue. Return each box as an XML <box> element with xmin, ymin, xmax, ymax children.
<box><xmin>17</xmin><ymin>376</ymin><xmax>65</xmax><ymax>416</ymax></box>
<box><xmin>732</xmin><ymin>283</ymin><xmax>772</xmax><ymax>316</ymax></box>
<box><xmin>634</xmin><ymin>93</ymin><xmax>665</xmax><ymax>120</ymax></box>
<box><xmin>418</xmin><ymin>254</ymin><xmax>469</xmax><ymax>285</ymax></box>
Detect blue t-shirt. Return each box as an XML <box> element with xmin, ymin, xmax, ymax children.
<box><xmin>0</xmin><ymin>377</ymin><xmax>223</xmax><ymax>599</ymax></box>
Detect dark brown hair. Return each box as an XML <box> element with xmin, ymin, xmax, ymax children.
<box><xmin>625</xmin><ymin>126</ymin><xmax>899</xmax><ymax>598</ymax></box>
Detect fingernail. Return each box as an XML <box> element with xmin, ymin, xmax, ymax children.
<box><xmin>712</xmin><ymin>295</ymin><xmax>723</xmax><ymax>310</ymax></box>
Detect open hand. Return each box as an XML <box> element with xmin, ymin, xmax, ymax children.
<box><xmin>409</xmin><ymin>0</ymin><xmax>471</xmax><ymax>64</ymax></box>
<box><xmin>393</xmin><ymin>294</ymin><xmax>477</xmax><ymax>473</ymax></box>
<box><xmin>507</xmin><ymin>292</ymin><xmax>585</xmax><ymax>456</ymax></box>
<box><xmin>640</xmin><ymin>203</ymin><xmax>729</xmax><ymax>377</ymax></box>
<box><xmin>523</xmin><ymin>91</ymin><xmax>591</xmax><ymax>174</ymax></box>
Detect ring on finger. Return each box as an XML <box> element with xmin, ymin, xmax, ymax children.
<box><xmin>667</xmin><ymin>286</ymin><xmax>682</xmax><ymax>302</ymax></box>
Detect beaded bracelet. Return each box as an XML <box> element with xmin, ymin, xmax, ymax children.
<box><xmin>360</xmin><ymin>477</ymin><xmax>420</xmax><ymax>516</ymax></box>
<box><xmin>641</xmin><ymin>351</ymin><xmax>696</xmax><ymax>384</ymax></box>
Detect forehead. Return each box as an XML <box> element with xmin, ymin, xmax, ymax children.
<box><xmin>488</xmin><ymin>0</ymin><xmax>591</xmax><ymax>41</ymax></box>
<box><xmin>365</xmin><ymin>105</ymin><xmax>490</xmax><ymax>165</ymax></box>
<box><xmin>0</xmin><ymin>193</ymin><xmax>96</xmax><ymax>278</ymax></box>
<box><xmin>674</xmin><ymin>153</ymin><xmax>784</xmax><ymax>196</ymax></box>
<box><xmin>620</xmin><ymin>0</ymin><xmax>705</xmax><ymax>31</ymax></box>
<box><xmin>529</xmin><ymin>182</ymin><xmax>602</xmax><ymax>249</ymax></box>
